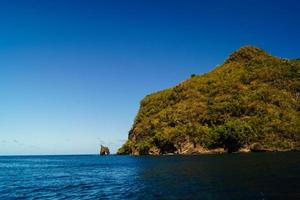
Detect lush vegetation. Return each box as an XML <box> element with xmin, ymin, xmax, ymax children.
<box><xmin>118</xmin><ymin>46</ymin><xmax>300</xmax><ymax>155</ymax></box>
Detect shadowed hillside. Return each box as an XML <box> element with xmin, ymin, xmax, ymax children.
<box><xmin>118</xmin><ymin>46</ymin><xmax>300</xmax><ymax>155</ymax></box>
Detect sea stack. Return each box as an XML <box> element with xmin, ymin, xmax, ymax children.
<box><xmin>100</xmin><ymin>145</ymin><xmax>110</xmax><ymax>155</ymax></box>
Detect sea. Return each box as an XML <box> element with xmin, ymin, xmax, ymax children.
<box><xmin>0</xmin><ymin>152</ymin><xmax>299</xmax><ymax>200</ymax></box>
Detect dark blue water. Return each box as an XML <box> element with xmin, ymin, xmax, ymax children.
<box><xmin>0</xmin><ymin>152</ymin><xmax>300</xmax><ymax>200</ymax></box>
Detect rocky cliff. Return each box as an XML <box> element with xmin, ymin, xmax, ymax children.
<box><xmin>100</xmin><ymin>145</ymin><xmax>110</xmax><ymax>155</ymax></box>
<box><xmin>118</xmin><ymin>46</ymin><xmax>300</xmax><ymax>155</ymax></box>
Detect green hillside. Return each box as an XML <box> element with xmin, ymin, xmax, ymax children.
<box><xmin>118</xmin><ymin>46</ymin><xmax>300</xmax><ymax>155</ymax></box>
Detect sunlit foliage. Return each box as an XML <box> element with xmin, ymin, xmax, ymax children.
<box><xmin>118</xmin><ymin>46</ymin><xmax>300</xmax><ymax>154</ymax></box>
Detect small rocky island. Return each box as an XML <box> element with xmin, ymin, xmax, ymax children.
<box><xmin>118</xmin><ymin>46</ymin><xmax>300</xmax><ymax>155</ymax></box>
<box><xmin>100</xmin><ymin>145</ymin><xmax>110</xmax><ymax>155</ymax></box>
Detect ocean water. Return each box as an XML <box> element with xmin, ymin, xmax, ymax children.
<box><xmin>0</xmin><ymin>152</ymin><xmax>300</xmax><ymax>200</ymax></box>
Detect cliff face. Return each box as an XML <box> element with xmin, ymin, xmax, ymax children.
<box><xmin>118</xmin><ymin>46</ymin><xmax>300</xmax><ymax>155</ymax></box>
<box><xmin>100</xmin><ymin>145</ymin><xmax>110</xmax><ymax>155</ymax></box>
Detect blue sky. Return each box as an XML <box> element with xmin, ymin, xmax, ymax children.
<box><xmin>0</xmin><ymin>0</ymin><xmax>299</xmax><ymax>155</ymax></box>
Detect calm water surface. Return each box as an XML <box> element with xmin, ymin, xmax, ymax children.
<box><xmin>0</xmin><ymin>152</ymin><xmax>300</xmax><ymax>199</ymax></box>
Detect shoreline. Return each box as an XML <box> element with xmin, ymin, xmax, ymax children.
<box><xmin>116</xmin><ymin>148</ymin><xmax>300</xmax><ymax>156</ymax></box>
<box><xmin>118</xmin><ymin>148</ymin><xmax>300</xmax><ymax>156</ymax></box>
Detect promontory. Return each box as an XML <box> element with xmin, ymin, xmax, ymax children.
<box><xmin>118</xmin><ymin>46</ymin><xmax>300</xmax><ymax>155</ymax></box>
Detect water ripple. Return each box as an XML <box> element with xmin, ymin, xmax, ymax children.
<box><xmin>0</xmin><ymin>153</ymin><xmax>300</xmax><ymax>199</ymax></box>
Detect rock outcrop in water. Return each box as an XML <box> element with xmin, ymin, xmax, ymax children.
<box><xmin>100</xmin><ymin>145</ymin><xmax>110</xmax><ymax>155</ymax></box>
<box><xmin>118</xmin><ymin>46</ymin><xmax>300</xmax><ymax>155</ymax></box>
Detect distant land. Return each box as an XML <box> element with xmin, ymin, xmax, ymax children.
<box><xmin>118</xmin><ymin>46</ymin><xmax>300</xmax><ymax>155</ymax></box>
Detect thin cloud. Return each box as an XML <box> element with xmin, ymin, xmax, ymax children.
<box><xmin>13</xmin><ymin>139</ymin><xmax>24</xmax><ymax>146</ymax></box>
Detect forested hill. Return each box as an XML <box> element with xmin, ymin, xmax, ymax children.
<box><xmin>118</xmin><ymin>46</ymin><xmax>300</xmax><ymax>155</ymax></box>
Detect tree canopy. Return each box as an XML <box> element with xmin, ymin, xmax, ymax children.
<box><xmin>118</xmin><ymin>46</ymin><xmax>300</xmax><ymax>155</ymax></box>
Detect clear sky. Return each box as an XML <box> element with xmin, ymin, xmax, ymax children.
<box><xmin>0</xmin><ymin>0</ymin><xmax>299</xmax><ymax>155</ymax></box>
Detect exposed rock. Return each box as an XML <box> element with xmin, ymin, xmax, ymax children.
<box><xmin>250</xmin><ymin>143</ymin><xmax>267</xmax><ymax>152</ymax></box>
<box><xmin>131</xmin><ymin>147</ymin><xmax>140</xmax><ymax>156</ymax></box>
<box><xmin>149</xmin><ymin>146</ymin><xmax>160</xmax><ymax>155</ymax></box>
<box><xmin>239</xmin><ymin>146</ymin><xmax>251</xmax><ymax>153</ymax></box>
<box><xmin>100</xmin><ymin>145</ymin><xmax>110</xmax><ymax>155</ymax></box>
<box><xmin>174</xmin><ymin>138</ymin><xmax>211</xmax><ymax>154</ymax></box>
<box><xmin>209</xmin><ymin>148</ymin><xmax>226</xmax><ymax>154</ymax></box>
